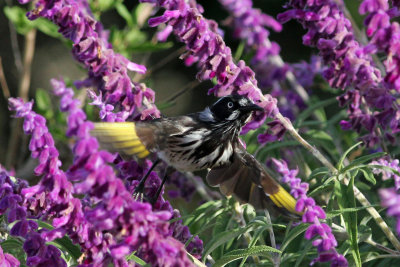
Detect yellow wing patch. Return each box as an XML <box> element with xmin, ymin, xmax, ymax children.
<box><xmin>269</xmin><ymin>186</ymin><xmax>301</xmax><ymax>215</ymax></box>
<box><xmin>91</xmin><ymin>122</ymin><xmax>150</xmax><ymax>158</ymax></box>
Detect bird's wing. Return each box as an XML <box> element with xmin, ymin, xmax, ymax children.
<box><xmin>90</xmin><ymin>122</ymin><xmax>154</xmax><ymax>159</ymax></box>
<box><xmin>206</xmin><ymin>145</ymin><xmax>300</xmax><ymax>218</ymax></box>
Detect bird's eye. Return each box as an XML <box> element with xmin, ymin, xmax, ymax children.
<box><xmin>227</xmin><ymin>102</ymin><xmax>234</xmax><ymax>108</ymax></box>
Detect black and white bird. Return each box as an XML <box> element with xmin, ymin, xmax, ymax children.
<box><xmin>91</xmin><ymin>95</ymin><xmax>299</xmax><ymax>218</ymax></box>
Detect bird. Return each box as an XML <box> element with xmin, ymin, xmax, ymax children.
<box><xmin>91</xmin><ymin>95</ymin><xmax>300</xmax><ymax>218</ymax></box>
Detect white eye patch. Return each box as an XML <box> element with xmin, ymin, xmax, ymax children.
<box><xmin>238</xmin><ymin>98</ymin><xmax>249</xmax><ymax>106</ymax></box>
<box><xmin>226</xmin><ymin>110</ymin><xmax>240</xmax><ymax>120</ymax></box>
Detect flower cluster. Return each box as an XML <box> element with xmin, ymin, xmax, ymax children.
<box><xmin>52</xmin><ymin>79</ymin><xmax>198</xmax><ymax>265</ymax></box>
<box><xmin>0</xmin><ymin>166</ymin><xmax>67</xmax><ymax>266</ymax></box>
<box><xmin>273</xmin><ymin>159</ymin><xmax>348</xmax><ymax>267</ymax></box>
<box><xmin>278</xmin><ymin>0</ymin><xmax>399</xmax><ymax>147</ymax></box>
<box><xmin>218</xmin><ymin>0</ymin><xmax>286</xmax><ymax>88</ymax></box>
<box><xmin>141</xmin><ymin>0</ymin><xmax>288</xmax><ymax>140</ymax></box>
<box><xmin>21</xmin><ymin>0</ymin><xmax>160</xmax><ymax>120</ymax></box>
<box><xmin>371</xmin><ymin>157</ymin><xmax>400</xmax><ymax>190</ymax></box>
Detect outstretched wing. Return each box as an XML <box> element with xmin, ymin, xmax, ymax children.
<box><xmin>91</xmin><ymin>122</ymin><xmax>155</xmax><ymax>159</ymax></box>
<box><xmin>206</xmin><ymin>145</ymin><xmax>300</xmax><ymax>218</ymax></box>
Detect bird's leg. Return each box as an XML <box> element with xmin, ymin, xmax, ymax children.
<box><xmin>134</xmin><ymin>159</ymin><xmax>160</xmax><ymax>201</ymax></box>
<box><xmin>149</xmin><ymin>167</ymin><xmax>174</xmax><ymax>205</ymax></box>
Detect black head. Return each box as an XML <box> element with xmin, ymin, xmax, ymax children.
<box><xmin>209</xmin><ymin>95</ymin><xmax>263</xmax><ymax>123</ymax></box>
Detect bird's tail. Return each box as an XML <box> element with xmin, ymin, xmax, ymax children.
<box><xmin>91</xmin><ymin>122</ymin><xmax>150</xmax><ymax>158</ymax></box>
<box><xmin>207</xmin><ymin>148</ymin><xmax>301</xmax><ymax>219</ymax></box>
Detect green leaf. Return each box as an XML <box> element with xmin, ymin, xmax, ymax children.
<box><xmin>36</xmin><ymin>89</ymin><xmax>52</xmax><ymax>110</ymax></box>
<box><xmin>339</xmin><ymin>152</ymin><xmax>386</xmax><ymax>174</ymax></box>
<box><xmin>295</xmin><ymin>97</ymin><xmax>337</xmax><ymax>127</ymax></box>
<box><xmin>337</xmin><ymin>142</ymin><xmax>363</xmax><ymax>170</ymax></box>
<box><xmin>304</xmin><ymin>130</ymin><xmax>337</xmax><ymax>158</ymax></box>
<box><xmin>34</xmin><ymin>19</ymin><xmax>60</xmax><ymax>38</ymax></box>
<box><xmin>53</xmin><ymin>236</ymin><xmax>82</xmax><ymax>261</ymax></box>
<box><xmin>359</xmin><ymin>168</ymin><xmax>376</xmax><ymax>185</ymax></box>
<box><xmin>213</xmin><ymin>246</ymin><xmax>281</xmax><ymax>267</ymax></box>
<box><xmin>4</xmin><ymin>6</ymin><xmax>60</xmax><ymax>38</ymax></box>
<box><xmin>129</xmin><ymin>41</ymin><xmax>174</xmax><ymax>52</ymax></box>
<box><xmin>326</xmin><ymin>206</ymin><xmax>378</xmax><ymax>219</ymax></box>
<box><xmin>184</xmin><ymin>200</ymin><xmax>222</xmax><ymax>226</ymax></box>
<box><xmin>280</xmin><ymin>223</ymin><xmax>309</xmax><ymax>252</ymax></box>
<box><xmin>126</xmin><ymin>252</ymin><xmax>148</xmax><ymax>266</ymax></box>
<box><xmin>115</xmin><ymin>2</ymin><xmax>134</xmax><ymax>26</ymax></box>
<box><xmin>202</xmin><ymin>226</ymin><xmax>253</xmax><ymax>262</ymax></box>
<box><xmin>34</xmin><ymin>220</ymin><xmax>81</xmax><ymax>260</ymax></box>
<box><xmin>308</xmin><ymin>183</ymin><xmax>334</xmax><ymax>197</ymax></box>
<box><xmin>294</xmin><ymin>241</ymin><xmax>313</xmax><ymax>267</ymax></box>
<box><xmin>4</xmin><ymin>6</ymin><xmax>34</xmax><ymax>34</ymax></box>
<box><xmin>334</xmin><ymin>178</ymin><xmax>361</xmax><ymax>267</ymax></box>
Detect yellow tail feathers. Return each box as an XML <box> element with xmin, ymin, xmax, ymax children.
<box><xmin>91</xmin><ymin>122</ymin><xmax>150</xmax><ymax>158</ymax></box>
<box><xmin>269</xmin><ymin>186</ymin><xmax>300</xmax><ymax>215</ymax></box>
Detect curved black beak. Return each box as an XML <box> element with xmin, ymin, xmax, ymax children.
<box><xmin>239</xmin><ymin>103</ymin><xmax>264</xmax><ymax>113</ymax></box>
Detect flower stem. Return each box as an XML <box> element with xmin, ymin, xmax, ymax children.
<box><xmin>275</xmin><ymin>112</ymin><xmax>400</xmax><ymax>251</ymax></box>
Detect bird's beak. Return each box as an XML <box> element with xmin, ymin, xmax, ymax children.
<box><xmin>239</xmin><ymin>104</ymin><xmax>264</xmax><ymax>113</ymax></box>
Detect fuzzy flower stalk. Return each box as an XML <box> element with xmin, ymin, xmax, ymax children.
<box><xmin>19</xmin><ymin>0</ymin><xmax>160</xmax><ymax>121</ymax></box>
<box><xmin>141</xmin><ymin>0</ymin><xmax>288</xmax><ymax>142</ymax></box>
<box><xmin>217</xmin><ymin>0</ymin><xmax>320</xmax><ymax>124</ymax></box>
<box><xmin>53</xmin><ymin>79</ymin><xmax>199</xmax><ymax>265</ymax></box>
<box><xmin>273</xmin><ymin>159</ymin><xmax>348</xmax><ymax>267</ymax></box>
<box><xmin>278</xmin><ymin>0</ymin><xmax>400</xmax><ymax>148</ymax></box>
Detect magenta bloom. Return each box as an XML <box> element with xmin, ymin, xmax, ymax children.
<box><xmin>278</xmin><ymin>0</ymin><xmax>399</xmax><ymax>148</ymax></box>
<box><xmin>141</xmin><ymin>0</ymin><xmax>288</xmax><ymax>140</ymax></box>
<box><xmin>0</xmin><ymin>246</ymin><xmax>20</xmax><ymax>267</ymax></box>
<box><xmin>273</xmin><ymin>159</ymin><xmax>348</xmax><ymax>267</ymax></box>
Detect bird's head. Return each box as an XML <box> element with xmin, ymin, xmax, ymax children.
<box><xmin>209</xmin><ymin>95</ymin><xmax>263</xmax><ymax>126</ymax></box>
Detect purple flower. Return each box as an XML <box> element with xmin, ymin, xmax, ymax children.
<box><xmin>379</xmin><ymin>188</ymin><xmax>400</xmax><ymax>235</ymax></box>
<box><xmin>278</xmin><ymin>0</ymin><xmax>399</xmax><ymax>147</ymax></box>
<box><xmin>20</xmin><ymin>0</ymin><xmax>160</xmax><ymax>121</ymax></box>
<box><xmin>52</xmin><ymin>79</ymin><xmax>198</xmax><ymax>265</ymax></box>
<box><xmin>0</xmin><ymin>168</ymin><xmax>67</xmax><ymax>267</ymax></box>
<box><xmin>272</xmin><ymin>159</ymin><xmax>348</xmax><ymax>267</ymax></box>
<box><xmin>371</xmin><ymin>157</ymin><xmax>400</xmax><ymax>190</ymax></box>
<box><xmin>0</xmin><ymin>246</ymin><xmax>20</xmax><ymax>267</ymax></box>
<box><xmin>141</xmin><ymin>0</ymin><xmax>286</xmax><ymax>141</ymax></box>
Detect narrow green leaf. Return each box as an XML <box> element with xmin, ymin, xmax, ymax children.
<box><xmin>53</xmin><ymin>236</ymin><xmax>82</xmax><ymax>261</ymax></box>
<box><xmin>295</xmin><ymin>97</ymin><xmax>337</xmax><ymax>127</ymax></box>
<box><xmin>337</xmin><ymin>142</ymin><xmax>363</xmax><ymax>170</ymax></box>
<box><xmin>115</xmin><ymin>2</ymin><xmax>134</xmax><ymax>26</ymax></box>
<box><xmin>202</xmin><ymin>226</ymin><xmax>253</xmax><ymax>262</ymax></box>
<box><xmin>326</xmin><ymin>206</ymin><xmax>378</xmax><ymax>219</ymax></box>
<box><xmin>213</xmin><ymin>245</ymin><xmax>280</xmax><ymax>267</ymax></box>
<box><xmin>339</xmin><ymin>152</ymin><xmax>386</xmax><ymax>174</ymax></box>
<box><xmin>294</xmin><ymin>241</ymin><xmax>314</xmax><ymax>267</ymax></box>
<box><xmin>3</xmin><ymin>6</ymin><xmax>33</xmax><ymax>34</ymax></box>
<box><xmin>184</xmin><ymin>200</ymin><xmax>221</xmax><ymax>226</ymax></box>
<box><xmin>360</xmin><ymin>168</ymin><xmax>376</xmax><ymax>185</ymax></box>
<box><xmin>129</xmin><ymin>41</ymin><xmax>174</xmax><ymax>52</ymax></box>
<box><xmin>334</xmin><ymin>178</ymin><xmax>361</xmax><ymax>267</ymax></box>
<box><xmin>280</xmin><ymin>224</ymin><xmax>309</xmax><ymax>252</ymax></box>
<box><xmin>126</xmin><ymin>252</ymin><xmax>148</xmax><ymax>266</ymax></box>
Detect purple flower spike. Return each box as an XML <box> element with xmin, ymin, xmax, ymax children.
<box><xmin>272</xmin><ymin>159</ymin><xmax>348</xmax><ymax>267</ymax></box>
<box><xmin>278</xmin><ymin>0</ymin><xmax>400</xmax><ymax>147</ymax></box>
<box><xmin>52</xmin><ymin>79</ymin><xmax>199</xmax><ymax>265</ymax></box>
<box><xmin>141</xmin><ymin>0</ymin><xmax>288</xmax><ymax>141</ymax></box>
<box><xmin>19</xmin><ymin>0</ymin><xmax>160</xmax><ymax>122</ymax></box>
